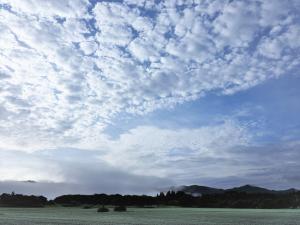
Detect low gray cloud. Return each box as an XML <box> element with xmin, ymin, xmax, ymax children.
<box><xmin>179</xmin><ymin>142</ymin><xmax>300</xmax><ymax>190</ymax></box>
<box><xmin>0</xmin><ymin>148</ymin><xmax>172</xmax><ymax>198</ymax></box>
<box><xmin>1</xmin><ymin>139</ymin><xmax>300</xmax><ymax>197</ymax></box>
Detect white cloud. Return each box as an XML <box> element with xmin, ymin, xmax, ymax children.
<box><xmin>258</xmin><ymin>38</ymin><xmax>283</xmax><ymax>59</ymax></box>
<box><xmin>1</xmin><ymin>0</ymin><xmax>90</xmax><ymax>18</ymax></box>
<box><xmin>259</xmin><ymin>0</ymin><xmax>294</xmax><ymax>27</ymax></box>
<box><xmin>86</xmin><ymin>120</ymin><xmax>252</xmax><ymax>178</ymax></box>
<box><xmin>80</xmin><ymin>40</ymin><xmax>98</xmax><ymax>55</ymax></box>
<box><xmin>213</xmin><ymin>1</ymin><xmax>260</xmax><ymax>48</ymax></box>
<box><xmin>2</xmin><ymin>127</ymin><xmax>300</xmax><ymax>193</ymax></box>
<box><xmin>0</xmin><ymin>119</ymin><xmax>251</xmax><ymax>185</ymax></box>
<box><xmin>0</xmin><ymin>149</ymin><xmax>172</xmax><ymax>197</ymax></box>
<box><xmin>0</xmin><ymin>150</ymin><xmax>63</xmax><ymax>182</ymax></box>
<box><xmin>281</xmin><ymin>25</ymin><xmax>300</xmax><ymax>48</ymax></box>
<box><xmin>0</xmin><ymin>0</ymin><xmax>299</xmax><ymax>153</ymax></box>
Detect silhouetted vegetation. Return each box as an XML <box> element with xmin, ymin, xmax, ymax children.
<box><xmin>1</xmin><ymin>185</ymin><xmax>300</xmax><ymax>209</ymax></box>
<box><xmin>54</xmin><ymin>193</ymin><xmax>157</xmax><ymax>207</ymax></box>
<box><xmin>197</xmin><ymin>191</ymin><xmax>300</xmax><ymax>208</ymax></box>
<box><xmin>0</xmin><ymin>192</ymin><xmax>47</xmax><ymax>207</ymax></box>
<box><xmin>53</xmin><ymin>189</ymin><xmax>300</xmax><ymax>209</ymax></box>
<box><xmin>97</xmin><ymin>206</ymin><xmax>109</xmax><ymax>212</ymax></box>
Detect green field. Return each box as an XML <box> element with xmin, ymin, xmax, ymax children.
<box><xmin>0</xmin><ymin>207</ymin><xmax>300</xmax><ymax>225</ymax></box>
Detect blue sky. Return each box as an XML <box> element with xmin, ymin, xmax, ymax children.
<box><xmin>0</xmin><ymin>0</ymin><xmax>299</xmax><ymax>196</ymax></box>
<box><xmin>106</xmin><ymin>74</ymin><xmax>300</xmax><ymax>141</ymax></box>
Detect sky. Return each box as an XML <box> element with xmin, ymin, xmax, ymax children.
<box><xmin>0</xmin><ymin>0</ymin><xmax>299</xmax><ymax>198</ymax></box>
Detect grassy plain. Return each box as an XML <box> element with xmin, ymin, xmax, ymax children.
<box><xmin>0</xmin><ymin>207</ymin><xmax>299</xmax><ymax>225</ymax></box>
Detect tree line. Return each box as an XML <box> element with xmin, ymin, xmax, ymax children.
<box><xmin>0</xmin><ymin>192</ymin><xmax>47</xmax><ymax>207</ymax></box>
<box><xmin>1</xmin><ymin>190</ymin><xmax>300</xmax><ymax>208</ymax></box>
<box><xmin>54</xmin><ymin>190</ymin><xmax>300</xmax><ymax>209</ymax></box>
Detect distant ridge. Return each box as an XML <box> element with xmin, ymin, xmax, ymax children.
<box><xmin>226</xmin><ymin>185</ymin><xmax>273</xmax><ymax>194</ymax></box>
<box><xmin>174</xmin><ymin>184</ymin><xmax>298</xmax><ymax>196</ymax></box>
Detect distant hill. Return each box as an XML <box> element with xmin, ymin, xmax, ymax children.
<box><xmin>175</xmin><ymin>184</ymin><xmax>298</xmax><ymax>196</ymax></box>
<box><xmin>226</xmin><ymin>185</ymin><xmax>274</xmax><ymax>194</ymax></box>
<box><xmin>278</xmin><ymin>188</ymin><xmax>298</xmax><ymax>194</ymax></box>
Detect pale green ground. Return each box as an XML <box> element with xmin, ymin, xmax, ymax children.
<box><xmin>0</xmin><ymin>207</ymin><xmax>300</xmax><ymax>225</ymax></box>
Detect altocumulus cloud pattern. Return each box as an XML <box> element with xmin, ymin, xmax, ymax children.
<box><xmin>0</xmin><ymin>0</ymin><xmax>300</xmax><ymax>195</ymax></box>
<box><xmin>0</xmin><ymin>0</ymin><xmax>299</xmax><ymax>148</ymax></box>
